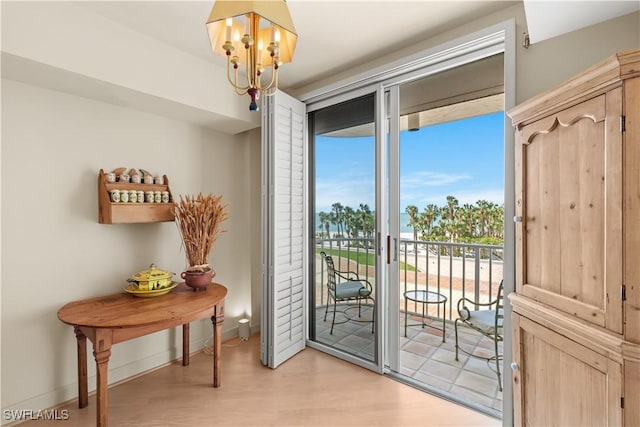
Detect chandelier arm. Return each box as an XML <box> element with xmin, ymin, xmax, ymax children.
<box><xmin>245</xmin><ymin>40</ymin><xmax>256</xmax><ymax>89</ymax></box>
<box><xmin>227</xmin><ymin>56</ymin><xmax>249</xmax><ymax>95</ymax></box>
<box><xmin>234</xmin><ymin>84</ymin><xmax>249</xmax><ymax>96</ymax></box>
<box><xmin>230</xmin><ymin>62</ymin><xmax>250</xmax><ymax>94</ymax></box>
<box><xmin>258</xmin><ymin>55</ymin><xmax>278</xmax><ymax>92</ymax></box>
<box><xmin>262</xmin><ymin>69</ymin><xmax>279</xmax><ymax>96</ymax></box>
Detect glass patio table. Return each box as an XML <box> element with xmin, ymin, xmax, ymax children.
<box><xmin>404</xmin><ymin>289</ymin><xmax>447</xmax><ymax>342</ymax></box>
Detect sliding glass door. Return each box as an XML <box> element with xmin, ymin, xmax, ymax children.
<box><xmin>389</xmin><ymin>55</ymin><xmax>506</xmax><ymax>416</ymax></box>
<box><xmin>307</xmin><ymin>56</ymin><xmax>506</xmax><ymax>417</ymax></box>
<box><xmin>308</xmin><ymin>93</ymin><xmax>380</xmax><ymax>367</ymax></box>
<box><xmin>300</xmin><ymin>23</ymin><xmax>513</xmax><ymax>421</ymax></box>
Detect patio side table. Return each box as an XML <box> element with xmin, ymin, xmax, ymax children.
<box><xmin>404</xmin><ymin>289</ymin><xmax>447</xmax><ymax>342</ymax></box>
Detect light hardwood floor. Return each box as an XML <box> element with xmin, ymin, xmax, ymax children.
<box><xmin>19</xmin><ymin>336</ymin><xmax>499</xmax><ymax>426</ymax></box>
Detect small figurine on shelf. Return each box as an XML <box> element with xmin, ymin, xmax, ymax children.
<box><xmin>140</xmin><ymin>169</ymin><xmax>155</xmax><ymax>184</ymax></box>
<box><xmin>129</xmin><ymin>169</ymin><xmax>141</xmax><ymax>184</ymax></box>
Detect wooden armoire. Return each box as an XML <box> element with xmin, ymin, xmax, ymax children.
<box><xmin>507</xmin><ymin>48</ymin><xmax>639</xmax><ymax>426</ymax></box>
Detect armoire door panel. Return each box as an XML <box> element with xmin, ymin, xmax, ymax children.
<box><xmin>516</xmin><ymin>91</ymin><xmax>623</xmax><ymax>333</ymax></box>
<box><xmin>623</xmin><ymin>77</ymin><xmax>640</xmax><ymax>344</ymax></box>
<box><xmin>512</xmin><ymin>313</ymin><xmax>622</xmax><ymax>427</ymax></box>
<box><xmin>604</xmin><ymin>87</ymin><xmax>624</xmax><ymax>335</ymax></box>
<box><xmin>625</xmin><ymin>360</ymin><xmax>640</xmax><ymax>426</ymax></box>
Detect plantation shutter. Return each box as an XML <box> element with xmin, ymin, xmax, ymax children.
<box><xmin>261</xmin><ymin>90</ymin><xmax>307</xmax><ymax>368</ymax></box>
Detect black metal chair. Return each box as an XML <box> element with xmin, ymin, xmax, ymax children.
<box><xmin>320</xmin><ymin>251</ymin><xmax>375</xmax><ymax>334</ymax></box>
<box><xmin>454</xmin><ymin>280</ymin><xmax>504</xmax><ymax>391</ymax></box>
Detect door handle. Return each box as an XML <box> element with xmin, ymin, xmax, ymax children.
<box><xmin>386</xmin><ymin>235</ymin><xmax>391</xmax><ymax>265</ymax></box>
<box><xmin>393</xmin><ymin>238</ymin><xmax>398</xmax><ymax>262</ymax></box>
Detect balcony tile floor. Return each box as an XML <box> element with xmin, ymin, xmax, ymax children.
<box><xmin>314</xmin><ymin>305</ymin><xmax>503</xmax><ymax>413</ymax></box>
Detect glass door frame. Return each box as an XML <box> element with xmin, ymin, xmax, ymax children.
<box><xmin>384</xmin><ymin>85</ymin><xmax>400</xmax><ymax>372</ymax></box>
<box><xmin>374</xmin><ymin>30</ymin><xmax>515</xmax><ymax>422</ymax></box>
<box><xmin>306</xmin><ymin>86</ymin><xmax>385</xmax><ymax>374</ymax></box>
<box><xmin>303</xmin><ymin>22</ymin><xmax>516</xmax><ymax>424</ymax></box>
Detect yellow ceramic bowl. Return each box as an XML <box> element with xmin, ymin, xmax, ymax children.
<box><xmin>128</xmin><ymin>263</ymin><xmax>174</xmax><ymax>291</ymax></box>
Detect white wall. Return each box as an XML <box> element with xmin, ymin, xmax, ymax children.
<box><xmin>515</xmin><ymin>9</ymin><xmax>639</xmax><ymax>101</ymax></box>
<box><xmin>1</xmin><ymin>1</ymin><xmax>260</xmax><ymax>134</ymax></box>
<box><xmin>0</xmin><ymin>79</ymin><xmax>254</xmax><ymax>415</ymax></box>
<box><xmin>248</xmin><ymin>128</ymin><xmax>263</xmax><ymax>334</ymax></box>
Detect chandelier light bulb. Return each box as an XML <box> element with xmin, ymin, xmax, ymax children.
<box><xmin>225</xmin><ymin>18</ymin><xmax>232</xmax><ymax>42</ymax></box>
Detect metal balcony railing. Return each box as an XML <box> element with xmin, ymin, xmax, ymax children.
<box><xmin>315</xmin><ymin>238</ymin><xmax>503</xmax><ymax>320</ymax></box>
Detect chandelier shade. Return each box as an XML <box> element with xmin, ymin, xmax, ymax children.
<box><xmin>206</xmin><ymin>0</ymin><xmax>297</xmax><ymax>111</ymax></box>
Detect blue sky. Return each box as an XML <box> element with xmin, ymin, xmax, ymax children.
<box><xmin>315</xmin><ymin>111</ymin><xmax>504</xmax><ymax>213</ymax></box>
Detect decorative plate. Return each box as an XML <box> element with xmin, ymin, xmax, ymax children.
<box><xmin>124</xmin><ymin>281</ymin><xmax>177</xmax><ymax>298</ymax></box>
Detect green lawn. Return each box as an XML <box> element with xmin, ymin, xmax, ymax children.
<box><xmin>317</xmin><ymin>247</ymin><xmax>417</xmax><ymax>272</ymax></box>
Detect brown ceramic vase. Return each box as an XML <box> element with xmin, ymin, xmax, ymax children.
<box><xmin>181</xmin><ymin>269</ymin><xmax>215</xmax><ymax>291</ymax></box>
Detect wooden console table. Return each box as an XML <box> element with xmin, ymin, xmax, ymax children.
<box><xmin>58</xmin><ymin>282</ymin><xmax>227</xmax><ymax>427</ymax></box>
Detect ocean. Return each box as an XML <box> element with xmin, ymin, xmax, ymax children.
<box><xmin>314</xmin><ymin>212</ymin><xmax>413</xmax><ymax>234</ymax></box>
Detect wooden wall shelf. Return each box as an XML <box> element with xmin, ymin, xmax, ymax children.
<box><xmin>98</xmin><ymin>169</ymin><xmax>175</xmax><ymax>224</ymax></box>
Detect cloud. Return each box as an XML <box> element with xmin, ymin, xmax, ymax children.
<box><xmin>401</xmin><ymin>171</ymin><xmax>472</xmax><ymax>188</ymax></box>
<box><xmin>315</xmin><ymin>177</ymin><xmax>374</xmax><ymax>212</ymax></box>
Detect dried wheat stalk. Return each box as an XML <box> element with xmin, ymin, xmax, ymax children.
<box><xmin>174</xmin><ymin>193</ymin><xmax>229</xmax><ymax>271</ymax></box>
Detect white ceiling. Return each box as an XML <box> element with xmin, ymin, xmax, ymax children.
<box><xmin>78</xmin><ymin>1</ymin><xmax>520</xmax><ymax>94</ymax></box>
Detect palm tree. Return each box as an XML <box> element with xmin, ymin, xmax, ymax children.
<box><xmin>475</xmin><ymin>200</ymin><xmax>494</xmax><ymax>237</ymax></box>
<box><xmin>405</xmin><ymin>205</ymin><xmax>419</xmax><ymax>241</ymax></box>
<box><xmin>458</xmin><ymin>203</ymin><xmax>476</xmax><ymax>239</ymax></box>
<box><xmin>359</xmin><ymin>204</ymin><xmax>374</xmax><ymax>239</ymax></box>
<box><xmin>350</xmin><ymin>211</ymin><xmax>363</xmax><ymax>239</ymax></box>
<box><xmin>420</xmin><ymin>204</ymin><xmax>439</xmax><ymax>238</ymax></box>
<box><xmin>489</xmin><ymin>204</ymin><xmax>505</xmax><ymax>240</ymax></box>
<box><xmin>318</xmin><ymin>211</ymin><xmax>331</xmax><ymax>238</ymax></box>
<box><xmin>441</xmin><ymin>195</ymin><xmax>459</xmax><ymax>242</ymax></box>
<box><xmin>331</xmin><ymin>202</ymin><xmax>344</xmax><ymax>237</ymax></box>
<box><xmin>343</xmin><ymin>206</ymin><xmax>355</xmax><ymax>238</ymax></box>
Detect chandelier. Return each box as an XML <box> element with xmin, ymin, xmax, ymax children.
<box><xmin>206</xmin><ymin>0</ymin><xmax>297</xmax><ymax>111</ymax></box>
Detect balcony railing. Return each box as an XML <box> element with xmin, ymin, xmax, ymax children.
<box><xmin>315</xmin><ymin>238</ymin><xmax>503</xmax><ymax>320</ymax></box>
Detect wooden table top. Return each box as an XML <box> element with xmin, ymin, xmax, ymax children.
<box><xmin>58</xmin><ymin>282</ymin><xmax>227</xmax><ymax>328</ymax></box>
